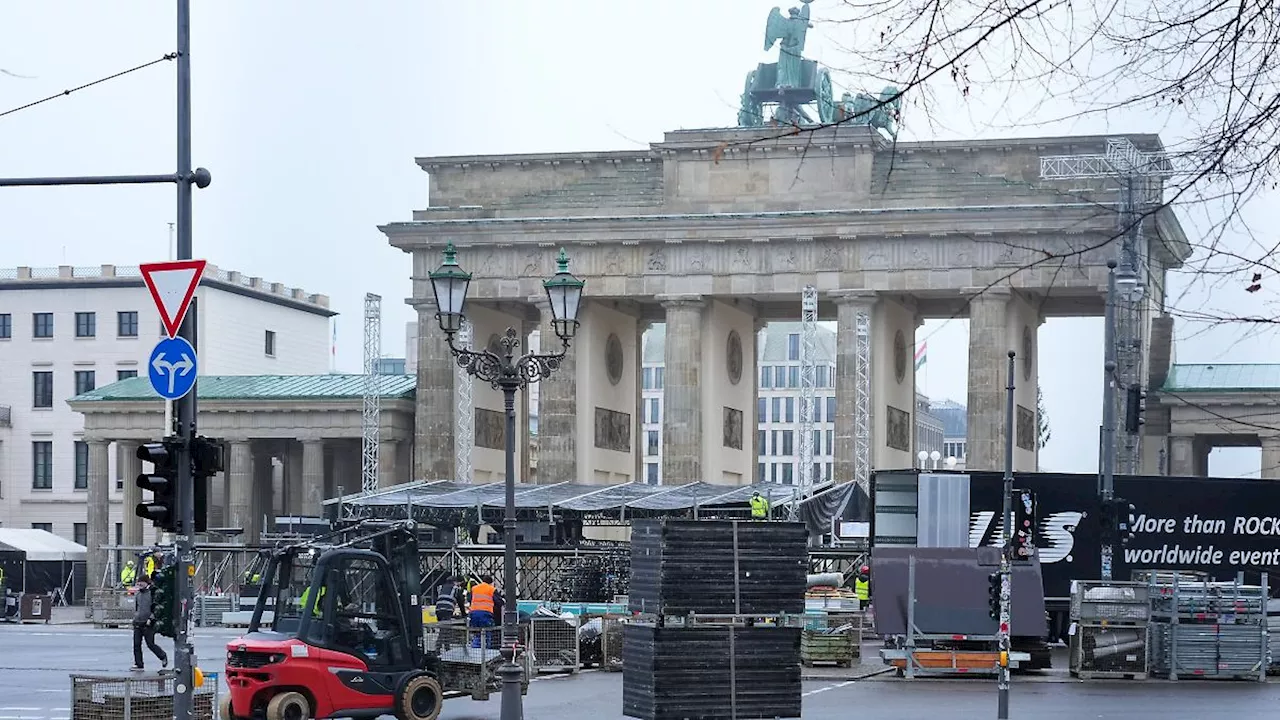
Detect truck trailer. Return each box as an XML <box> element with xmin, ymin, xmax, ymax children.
<box><xmin>869</xmin><ymin>469</ymin><xmax>1280</xmax><ymax>642</ymax></box>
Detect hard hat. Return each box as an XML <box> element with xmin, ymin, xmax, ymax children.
<box><xmin>126</xmin><ymin>560</ymin><xmax>135</xmax><ymax>566</ymax></box>
<box><xmin>859</xmin><ymin>565</ymin><xmax>869</xmax><ymax>574</ymax></box>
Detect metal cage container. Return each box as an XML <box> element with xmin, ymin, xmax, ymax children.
<box><xmin>1069</xmin><ymin>624</ymin><xmax>1148</xmax><ymax>679</ymax></box>
<box><xmin>1070</xmin><ymin>581</ymin><xmax>1150</xmax><ymax>623</ymax></box>
<box><xmin>529</xmin><ymin>615</ymin><xmax>581</xmax><ymax>673</ymax></box>
<box><xmin>71</xmin><ymin>673</ymin><xmax>217</xmax><ymax>720</ymax></box>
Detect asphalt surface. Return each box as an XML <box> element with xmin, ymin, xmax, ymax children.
<box><xmin>1</xmin><ymin>624</ymin><xmax>1277</xmax><ymax>719</ymax></box>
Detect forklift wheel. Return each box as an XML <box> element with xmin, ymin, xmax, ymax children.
<box><xmin>265</xmin><ymin>692</ymin><xmax>311</xmax><ymax>720</ymax></box>
<box><xmin>395</xmin><ymin>674</ymin><xmax>443</xmax><ymax>720</ymax></box>
<box><xmin>219</xmin><ymin>695</ymin><xmax>234</xmax><ymax>720</ymax></box>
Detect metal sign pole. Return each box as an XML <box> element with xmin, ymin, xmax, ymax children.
<box><xmin>997</xmin><ymin>350</ymin><xmax>1016</xmax><ymax>719</ymax></box>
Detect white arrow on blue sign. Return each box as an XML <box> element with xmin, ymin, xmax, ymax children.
<box><xmin>148</xmin><ymin>336</ymin><xmax>199</xmax><ymax>400</ymax></box>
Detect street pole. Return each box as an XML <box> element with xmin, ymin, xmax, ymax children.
<box><xmin>0</xmin><ymin>5</ymin><xmax>210</xmax><ymax>716</ymax></box>
<box><xmin>1099</xmin><ymin>259</ymin><xmax>1119</xmax><ymax>582</ymax></box>
<box><xmin>500</xmin><ymin>383</ymin><xmax>521</xmax><ymax>719</ymax></box>
<box><xmin>997</xmin><ymin>350</ymin><xmax>1015</xmax><ymax>720</ymax></box>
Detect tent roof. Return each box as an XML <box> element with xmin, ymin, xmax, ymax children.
<box><xmin>327</xmin><ymin>479</ymin><xmax>806</xmax><ymax>513</ymax></box>
<box><xmin>0</xmin><ymin>528</ymin><xmax>87</xmax><ymax>562</ymax></box>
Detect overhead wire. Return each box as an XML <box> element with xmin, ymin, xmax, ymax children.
<box><xmin>0</xmin><ymin>53</ymin><xmax>177</xmax><ymax>121</ymax></box>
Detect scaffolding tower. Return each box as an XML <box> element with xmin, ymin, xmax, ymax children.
<box><xmin>455</xmin><ymin>318</ymin><xmax>475</xmax><ymax>483</ymax></box>
<box><xmin>1040</xmin><ymin>138</ymin><xmax>1176</xmax><ymax>474</ymax></box>
<box><xmin>361</xmin><ymin>293</ymin><xmax>382</xmax><ymax>494</ymax></box>
<box><xmin>854</xmin><ymin>307</ymin><xmax>872</xmax><ymax>495</ymax></box>
<box><xmin>791</xmin><ymin>286</ymin><xmax>819</xmax><ymax>520</ymax></box>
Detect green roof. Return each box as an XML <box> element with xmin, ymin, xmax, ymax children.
<box><xmin>1162</xmin><ymin>364</ymin><xmax>1280</xmax><ymax>393</ymax></box>
<box><xmin>69</xmin><ymin>374</ymin><xmax>417</xmax><ymax>403</ymax></box>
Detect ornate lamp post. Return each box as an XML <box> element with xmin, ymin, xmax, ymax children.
<box><xmin>428</xmin><ymin>242</ymin><xmax>584</xmax><ymax>720</ymax></box>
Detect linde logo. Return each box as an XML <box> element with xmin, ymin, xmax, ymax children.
<box><xmin>968</xmin><ymin>510</ymin><xmax>1084</xmax><ymax>563</ymax></box>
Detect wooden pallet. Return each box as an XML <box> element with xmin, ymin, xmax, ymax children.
<box><xmin>800</xmin><ymin>629</ymin><xmax>859</xmax><ymax>667</ymax></box>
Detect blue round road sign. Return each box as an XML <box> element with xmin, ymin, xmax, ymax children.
<box><xmin>148</xmin><ymin>336</ymin><xmax>199</xmax><ymax>400</ymax></box>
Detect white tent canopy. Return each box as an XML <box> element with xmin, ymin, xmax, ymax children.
<box><xmin>0</xmin><ymin>528</ymin><xmax>87</xmax><ymax>562</ymax></box>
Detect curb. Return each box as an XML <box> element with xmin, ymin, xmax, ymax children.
<box><xmin>802</xmin><ymin>667</ymin><xmax>894</xmax><ymax>682</ymax></box>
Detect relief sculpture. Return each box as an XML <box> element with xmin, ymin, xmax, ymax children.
<box><xmin>475</xmin><ymin>408</ymin><xmax>506</xmax><ymax>451</ymax></box>
<box><xmin>594</xmin><ymin>407</ymin><xmax>632</xmax><ymax>452</ymax></box>
<box><xmin>886</xmin><ymin>405</ymin><xmax>911</xmax><ymax>452</ymax></box>
<box><xmin>603</xmin><ymin>249</ymin><xmax>624</xmax><ymax>275</ymax></box>
<box><xmin>1016</xmin><ymin>404</ymin><xmax>1036</xmax><ymax>451</ymax></box>
<box><xmin>647</xmin><ymin>249</ymin><xmax>667</xmax><ymax>272</ymax></box>
<box><xmin>723</xmin><ymin>407</ymin><xmax>744</xmax><ymax>450</ymax></box>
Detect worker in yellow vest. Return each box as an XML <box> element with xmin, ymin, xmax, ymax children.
<box><xmin>298</xmin><ymin>585</ymin><xmax>326</xmax><ymax>617</ymax></box>
<box><xmin>121</xmin><ymin>560</ymin><xmax>138</xmax><ymax>587</ymax></box>
<box><xmin>749</xmin><ymin>492</ymin><xmax>770</xmax><ymax>520</ymax></box>
<box><xmin>143</xmin><ymin>552</ymin><xmax>160</xmax><ymax>578</ymax></box>
<box><xmin>854</xmin><ymin>565</ymin><xmax>870</xmax><ymax>606</ymax></box>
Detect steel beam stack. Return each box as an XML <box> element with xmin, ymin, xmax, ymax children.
<box><xmin>623</xmin><ymin>520</ymin><xmax>807</xmax><ymax>720</ymax></box>
<box><xmin>1148</xmin><ymin>573</ymin><xmax>1269</xmax><ymax>682</ymax></box>
<box><xmin>1068</xmin><ymin>581</ymin><xmax>1150</xmax><ymax>680</ymax></box>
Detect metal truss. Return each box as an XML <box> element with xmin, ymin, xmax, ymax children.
<box><xmin>361</xmin><ymin>293</ymin><xmax>382</xmax><ymax>495</ymax></box>
<box><xmin>455</xmin><ymin>318</ymin><xmax>475</xmax><ymax>484</ymax></box>
<box><xmin>854</xmin><ymin>309</ymin><xmax>872</xmax><ymax>496</ymax></box>
<box><xmin>792</xmin><ymin>286</ymin><xmax>819</xmax><ymax>520</ymax></box>
<box><xmin>1039</xmin><ymin>137</ymin><xmax>1176</xmax><ymax>475</ymax></box>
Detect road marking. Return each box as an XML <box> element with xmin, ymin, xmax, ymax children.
<box><xmin>802</xmin><ymin>680</ymin><xmax>857</xmax><ymax>697</ymax></box>
<box><xmin>0</xmin><ymin>709</ymin><xmax>42</xmax><ymax>712</ymax></box>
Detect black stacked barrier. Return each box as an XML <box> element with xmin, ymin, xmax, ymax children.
<box><xmin>623</xmin><ymin>519</ymin><xmax>807</xmax><ymax>720</ymax></box>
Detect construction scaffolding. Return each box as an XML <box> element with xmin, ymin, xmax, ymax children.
<box><xmin>792</xmin><ymin>286</ymin><xmax>819</xmax><ymax>519</ymax></box>
<box><xmin>1039</xmin><ymin>138</ymin><xmax>1176</xmax><ymax>474</ymax></box>
<box><xmin>853</xmin><ymin>308</ymin><xmax>872</xmax><ymax>495</ymax></box>
<box><xmin>361</xmin><ymin>293</ymin><xmax>382</xmax><ymax>494</ymax></box>
<box><xmin>455</xmin><ymin>318</ymin><xmax>475</xmax><ymax>484</ymax></box>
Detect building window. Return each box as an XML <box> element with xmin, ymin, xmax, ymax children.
<box><xmin>758</xmin><ymin>430</ymin><xmax>767</xmax><ymax>455</ymax></box>
<box><xmin>118</xmin><ymin>369</ymin><xmax>138</xmax><ymax>381</ymax></box>
<box><xmin>33</xmin><ymin>371</ymin><xmax>53</xmax><ymax>408</ymax></box>
<box><xmin>781</xmin><ymin>463</ymin><xmax>794</xmax><ymax>485</ymax></box>
<box><xmin>117</xmin><ymin>311</ymin><xmax>139</xmax><ymax>337</ymax></box>
<box><xmin>75</xmin><ymin>370</ymin><xmax>96</xmax><ymax>395</ymax></box>
<box><xmin>74</xmin><ymin>441</ymin><xmax>89</xmax><ymax>489</ymax></box>
<box><xmin>816</xmin><ymin>365</ymin><xmax>829</xmax><ymax>388</ymax></box>
<box><xmin>642</xmin><ymin>367</ymin><xmax>653</xmax><ymax>389</ymax></box>
<box><xmin>813</xmin><ymin>462</ymin><xmax>823</xmax><ymax>483</ymax></box>
<box><xmin>774</xmin><ymin>366</ymin><xmax>786</xmax><ymax>388</ymax></box>
<box><xmin>781</xmin><ymin>430</ymin><xmax>794</xmax><ymax>456</ymax></box>
<box><xmin>32</xmin><ymin>441</ymin><xmax>52</xmax><ymax>489</ymax></box>
<box><xmin>785</xmin><ymin>397</ymin><xmax>795</xmax><ymax>423</ymax></box>
<box><xmin>825</xmin><ymin>396</ymin><xmax>836</xmax><ymax>422</ymax></box>
<box><xmin>771</xmin><ymin>398</ymin><xmax>781</xmax><ymax>424</ymax></box>
<box><xmin>115</xmin><ymin>523</ymin><xmax>123</xmax><ymax>546</ymax></box>
<box><xmin>825</xmin><ymin>430</ymin><xmax>834</xmax><ymax>456</ymax></box>
<box><xmin>770</xmin><ymin>463</ymin><xmax>777</xmax><ymax>483</ymax></box>
<box><xmin>0</xmin><ymin>313</ymin><xmax>10</xmax><ymax>339</ymax></box>
<box><xmin>787</xmin><ymin>333</ymin><xmax>800</xmax><ymax>361</ymax></box>
<box><xmin>31</xmin><ymin>522</ymin><xmax>53</xmax><ymax>533</ymax></box>
<box><xmin>75</xmin><ymin>312</ymin><xmax>96</xmax><ymax>338</ymax></box>
<box><xmin>648</xmin><ymin>398</ymin><xmax>660</xmax><ymax>424</ymax></box>
<box><xmin>757</xmin><ymin>463</ymin><xmax>766</xmax><ymax>483</ymax></box>
<box><xmin>264</xmin><ymin>329</ymin><xmax>277</xmax><ymax>356</ymax></box>
<box><xmin>654</xmin><ymin>367</ymin><xmax>664</xmax><ymax>389</ymax></box>
<box><xmin>646</xmin><ymin>463</ymin><xmax>659</xmax><ymax>484</ymax></box>
<box><xmin>757</xmin><ymin>397</ymin><xmax>766</xmax><ymax>420</ymax></box>
<box><xmin>813</xmin><ymin>430</ymin><xmax>822</xmax><ymax>456</ymax></box>
<box><xmin>73</xmin><ymin>523</ymin><xmax>88</xmax><ymax>547</ymax></box>
<box><xmin>788</xmin><ymin>366</ymin><xmax>799</xmax><ymax>388</ymax></box>
<box><xmin>760</xmin><ymin>366</ymin><xmax>772</xmax><ymax>389</ymax></box>
<box><xmin>646</xmin><ymin>430</ymin><xmax>659</xmax><ymax>456</ymax></box>
<box><xmin>32</xmin><ymin>312</ymin><xmax>53</xmax><ymax>338</ymax></box>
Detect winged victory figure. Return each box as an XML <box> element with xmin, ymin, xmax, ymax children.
<box><xmin>764</xmin><ymin>1</ymin><xmax>814</xmax><ymax>89</ymax></box>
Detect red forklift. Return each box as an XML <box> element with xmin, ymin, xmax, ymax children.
<box><xmin>222</xmin><ymin>520</ymin><xmax>448</xmax><ymax>720</ymax></box>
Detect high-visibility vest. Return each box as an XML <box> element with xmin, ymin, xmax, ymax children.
<box><xmin>144</xmin><ymin>556</ymin><xmax>157</xmax><ymax>577</ymax></box>
<box><xmin>750</xmin><ymin>496</ymin><xmax>769</xmax><ymax>519</ymax></box>
<box><xmin>854</xmin><ymin>578</ymin><xmax>869</xmax><ymax>601</ymax></box>
<box><xmin>470</xmin><ymin>583</ymin><xmax>496</xmax><ymax>614</ymax></box>
<box><xmin>121</xmin><ymin>564</ymin><xmax>137</xmax><ymax>585</ymax></box>
<box><xmin>299</xmin><ymin>586</ymin><xmax>326</xmax><ymax>617</ymax></box>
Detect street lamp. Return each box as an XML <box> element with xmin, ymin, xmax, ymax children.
<box><xmin>428</xmin><ymin>241</ymin><xmax>584</xmax><ymax>720</ymax></box>
<box><xmin>929</xmin><ymin>450</ymin><xmax>941</xmax><ymax>469</ymax></box>
<box><xmin>917</xmin><ymin>450</ymin><xmax>929</xmax><ymax>469</ymax></box>
<box><xmin>945</xmin><ymin>456</ymin><xmax>958</xmax><ymax>469</ymax></box>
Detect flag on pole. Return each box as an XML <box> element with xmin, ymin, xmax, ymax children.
<box><xmin>915</xmin><ymin>341</ymin><xmax>927</xmax><ymax>371</ymax></box>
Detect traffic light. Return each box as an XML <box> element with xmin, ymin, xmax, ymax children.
<box><xmin>1124</xmin><ymin>384</ymin><xmax>1147</xmax><ymax>434</ymax></box>
<box><xmin>987</xmin><ymin>572</ymin><xmax>1002</xmax><ymax>619</ymax></box>
<box><xmin>1099</xmin><ymin>499</ymin><xmax>1117</xmax><ymax>543</ymax></box>
<box><xmin>1116</xmin><ymin>499</ymin><xmax>1137</xmax><ymax>546</ymax></box>
<box><xmin>191</xmin><ymin>436</ymin><xmax>225</xmax><ymax>534</ymax></box>
<box><xmin>1012</xmin><ymin>489</ymin><xmax>1037</xmax><ymax>560</ymax></box>
<box><xmin>136</xmin><ymin>439</ymin><xmax>181</xmax><ymax>532</ymax></box>
<box><xmin>151</xmin><ymin>562</ymin><xmax>176</xmax><ymax>638</ymax></box>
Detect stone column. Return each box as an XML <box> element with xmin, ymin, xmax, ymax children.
<box><xmin>537</xmin><ymin>301</ymin><xmax>577</xmax><ymax>484</ymax></box>
<box><xmin>414</xmin><ymin>300</ymin><xmax>456</xmax><ymax>481</ymax></box>
<box><xmin>634</xmin><ymin>320</ymin><xmax>653</xmax><ymax>485</ymax></box>
<box><xmin>751</xmin><ymin>319</ymin><xmax>768</xmax><ymax>481</ymax></box>
<box><xmin>252</xmin><ymin>453</ymin><xmax>274</xmax><ymax>541</ymax></box>
<box><xmin>965</xmin><ymin>287</ymin><xmax>1012</xmax><ymax>472</ymax></box>
<box><xmin>85</xmin><ymin>439</ymin><xmax>111</xmax><ymax>588</ymax></box>
<box><xmin>1168</xmin><ymin>435</ymin><xmax>1195</xmax><ymax>476</ymax></box>
<box><xmin>378</xmin><ymin>439</ymin><xmax>398</xmax><ymax>488</ymax></box>
<box><xmin>228</xmin><ymin>442</ymin><xmax>253</xmax><ymax>538</ymax></box>
<box><xmin>661</xmin><ymin>296</ymin><xmax>705</xmax><ymax>485</ymax></box>
<box><xmin>119</xmin><ymin>441</ymin><xmax>144</xmax><ymax>546</ymax></box>
<box><xmin>1261</xmin><ymin>436</ymin><xmax>1280</xmax><ymax>480</ymax></box>
<box><xmin>285</xmin><ymin>442</ymin><xmax>304</xmax><ymax>515</ymax></box>
<box><xmin>302</xmin><ymin>439</ymin><xmax>326</xmax><ymax>515</ymax></box>
<box><xmin>831</xmin><ymin>291</ymin><xmax>876</xmax><ymax>488</ymax></box>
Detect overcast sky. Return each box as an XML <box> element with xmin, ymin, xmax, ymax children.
<box><xmin>1</xmin><ymin>1</ymin><xmax>1270</xmax><ymax>476</ymax></box>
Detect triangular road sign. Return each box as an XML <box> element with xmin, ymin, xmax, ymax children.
<box><xmin>140</xmin><ymin>259</ymin><xmax>207</xmax><ymax>338</ymax></box>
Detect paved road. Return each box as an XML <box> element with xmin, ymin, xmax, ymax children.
<box><xmin>2</xmin><ymin>625</ymin><xmax>1278</xmax><ymax>719</ymax></box>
